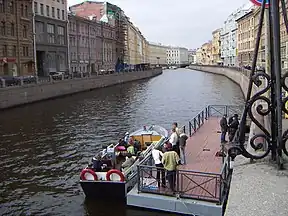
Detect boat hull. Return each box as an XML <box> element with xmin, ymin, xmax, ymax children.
<box><xmin>80</xmin><ymin>180</ymin><xmax>126</xmax><ymax>200</ymax></box>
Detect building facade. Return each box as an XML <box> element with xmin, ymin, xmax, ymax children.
<box><xmin>253</xmin><ymin>6</ymin><xmax>266</xmax><ymax>68</ymax></box>
<box><xmin>148</xmin><ymin>42</ymin><xmax>168</xmax><ymax>66</ymax></box>
<box><xmin>196</xmin><ymin>48</ymin><xmax>202</xmax><ymax>64</ymax></box>
<box><xmin>188</xmin><ymin>49</ymin><xmax>197</xmax><ymax>64</ymax></box>
<box><xmin>0</xmin><ymin>0</ymin><xmax>34</xmax><ymax>76</ymax></box>
<box><xmin>126</xmin><ymin>21</ymin><xmax>147</xmax><ymax>68</ymax></box>
<box><xmin>211</xmin><ymin>28</ymin><xmax>222</xmax><ymax>65</ymax></box>
<box><xmin>201</xmin><ymin>42</ymin><xmax>212</xmax><ymax>65</ymax></box>
<box><xmin>236</xmin><ymin>10</ymin><xmax>254</xmax><ymax>67</ymax></box>
<box><xmin>279</xmin><ymin>4</ymin><xmax>287</xmax><ymax>69</ymax></box>
<box><xmin>34</xmin><ymin>0</ymin><xmax>69</xmax><ymax>76</ymax></box>
<box><xmin>69</xmin><ymin>1</ymin><xmax>126</xmax><ymax>71</ymax></box>
<box><xmin>166</xmin><ymin>46</ymin><xmax>188</xmax><ymax>65</ymax></box>
<box><xmin>220</xmin><ymin>4</ymin><xmax>252</xmax><ymax>66</ymax></box>
<box><xmin>69</xmin><ymin>14</ymin><xmax>116</xmax><ymax>73</ymax></box>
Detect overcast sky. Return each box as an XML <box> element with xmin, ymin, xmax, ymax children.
<box><xmin>68</xmin><ymin>0</ymin><xmax>250</xmax><ymax>49</ymax></box>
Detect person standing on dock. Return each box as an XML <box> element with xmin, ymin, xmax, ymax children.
<box><xmin>228</xmin><ymin>114</ymin><xmax>239</xmax><ymax>142</ymax></box>
<box><xmin>172</xmin><ymin>123</ymin><xmax>180</xmax><ymax>155</ymax></box>
<box><xmin>178</xmin><ymin>129</ymin><xmax>188</xmax><ymax>165</ymax></box>
<box><xmin>220</xmin><ymin>114</ymin><xmax>228</xmax><ymax>143</ymax></box>
<box><xmin>152</xmin><ymin>146</ymin><xmax>166</xmax><ymax>187</ymax></box>
<box><xmin>169</xmin><ymin>128</ymin><xmax>179</xmax><ymax>154</ymax></box>
<box><xmin>162</xmin><ymin>143</ymin><xmax>180</xmax><ymax>192</ymax></box>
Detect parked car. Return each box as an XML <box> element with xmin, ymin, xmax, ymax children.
<box><xmin>0</xmin><ymin>76</ymin><xmax>17</xmax><ymax>87</ymax></box>
<box><xmin>14</xmin><ymin>75</ymin><xmax>36</xmax><ymax>84</ymax></box>
<box><xmin>49</xmin><ymin>72</ymin><xmax>69</xmax><ymax>80</ymax></box>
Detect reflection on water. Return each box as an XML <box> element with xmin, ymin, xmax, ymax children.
<box><xmin>0</xmin><ymin>69</ymin><xmax>244</xmax><ymax>216</ymax></box>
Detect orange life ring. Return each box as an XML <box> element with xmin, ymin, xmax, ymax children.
<box><xmin>106</xmin><ymin>169</ymin><xmax>125</xmax><ymax>182</ymax></box>
<box><xmin>80</xmin><ymin>168</ymin><xmax>98</xmax><ymax>181</ymax></box>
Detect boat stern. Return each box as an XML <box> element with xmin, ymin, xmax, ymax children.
<box><xmin>80</xmin><ymin>180</ymin><xmax>126</xmax><ymax>200</ymax></box>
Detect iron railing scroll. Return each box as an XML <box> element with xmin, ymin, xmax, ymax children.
<box><xmin>228</xmin><ymin>0</ymin><xmax>288</xmax><ymax>169</ymax></box>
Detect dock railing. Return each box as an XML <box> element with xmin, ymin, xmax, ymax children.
<box><xmin>188</xmin><ymin>105</ymin><xmax>244</xmax><ymax>136</ymax></box>
<box><xmin>136</xmin><ymin>104</ymin><xmax>243</xmax><ymax>204</ymax></box>
<box><xmin>137</xmin><ymin>154</ymin><xmax>231</xmax><ymax>203</ymax></box>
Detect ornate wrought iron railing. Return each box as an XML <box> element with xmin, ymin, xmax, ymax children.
<box><xmin>227</xmin><ymin>0</ymin><xmax>288</xmax><ymax>169</ymax></box>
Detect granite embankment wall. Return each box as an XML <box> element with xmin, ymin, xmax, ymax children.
<box><xmin>189</xmin><ymin>65</ymin><xmax>266</xmax><ymax>150</ymax></box>
<box><xmin>189</xmin><ymin>65</ymin><xmax>258</xmax><ymax>98</ymax></box>
<box><xmin>0</xmin><ymin>69</ymin><xmax>162</xmax><ymax>109</ymax></box>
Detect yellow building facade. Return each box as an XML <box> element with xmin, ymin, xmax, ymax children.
<box><xmin>253</xmin><ymin>7</ymin><xmax>266</xmax><ymax>67</ymax></box>
<box><xmin>148</xmin><ymin>42</ymin><xmax>168</xmax><ymax>66</ymax></box>
<box><xmin>236</xmin><ymin>9</ymin><xmax>255</xmax><ymax>67</ymax></box>
<box><xmin>211</xmin><ymin>29</ymin><xmax>222</xmax><ymax>65</ymax></box>
<box><xmin>127</xmin><ymin>22</ymin><xmax>148</xmax><ymax>66</ymax></box>
<box><xmin>280</xmin><ymin>3</ymin><xmax>288</xmax><ymax>69</ymax></box>
<box><xmin>201</xmin><ymin>42</ymin><xmax>213</xmax><ymax>65</ymax></box>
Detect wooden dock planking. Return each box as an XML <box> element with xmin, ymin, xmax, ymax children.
<box><xmin>178</xmin><ymin>117</ymin><xmax>222</xmax><ymax>201</ymax></box>
<box><xmin>139</xmin><ymin>117</ymin><xmax>223</xmax><ymax>201</ymax></box>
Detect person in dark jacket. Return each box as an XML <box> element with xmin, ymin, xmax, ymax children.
<box><xmin>178</xmin><ymin>129</ymin><xmax>188</xmax><ymax>165</ymax></box>
<box><xmin>228</xmin><ymin>115</ymin><xmax>239</xmax><ymax>142</ymax></box>
<box><xmin>220</xmin><ymin>114</ymin><xmax>228</xmax><ymax>143</ymax></box>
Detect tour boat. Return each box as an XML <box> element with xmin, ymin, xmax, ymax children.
<box><xmin>79</xmin><ymin>125</ymin><xmax>168</xmax><ymax>200</ymax></box>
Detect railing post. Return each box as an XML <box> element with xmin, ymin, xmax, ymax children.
<box><xmin>207</xmin><ymin>105</ymin><xmax>210</xmax><ymax>118</ymax></box>
<box><xmin>225</xmin><ymin>105</ymin><xmax>228</xmax><ymax>116</ymax></box>
<box><xmin>205</xmin><ymin>107</ymin><xmax>208</xmax><ymax>119</ymax></box>
<box><xmin>137</xmin><ymin>165</ymin><xmax>141</xmax><ymax>193</ymax></box>
<box><xmin>189</xmin><ymin>121</ymin><xmax>192</xmax><ymax>136</ymax></box>
<box><xmin>202</xmin><ymin>110</ymin><xmax>204</xmax><ymax>124</ymax></box>
<box><xmin>194</xmin><ymin>118</ymin><xmax>196</xmax><ymax>132</ymax></box>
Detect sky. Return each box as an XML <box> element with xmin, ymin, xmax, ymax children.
<box><xmin>68</xmin><ymin>0</ymin><xmax>250</xmax><ymax>49</ymax></box>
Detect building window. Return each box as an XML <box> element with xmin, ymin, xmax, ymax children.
<box><xmin>21</xmin><ymin>4</ymin><xmax>24</xmax><ymax>16</ymax></box>
<box><xmin>61</xmin><ymin>10</ymin><xmax>64</xmax><ymax>20</ymax></box>
<box><xmin>47</xmin><ymin>24</ymin><xmax>55</xmax><ymax>43</ymax></box>
<box><xmin>34</xmin><ymin>2</ymin><xmax>38</xmax><ymax>14</ymax></box>
<box><xmin>57</xmin><ymin>8</ymin><xmax>60</xmax><ymax>19</ymax></box>
<box><xmin>12</xmin><ymin>45</ymin><xmax>16</xmax><ymax>56</ymax></box>
<box><xmin>9</xmin><ymin>1</ymin><xmax>14</xmax><ymax>14</ymax></box>
<box><xmin>0</xmin><ymin>0</ymin><xmax>4</xmax><ymax>13</ymax></box>
<box><xmin>11</xmin><ymin>23</ymin><xmax>14</xmax><ymax>36</ymax></box>
<box><xmin>1</xmin><ymin>21</ymin><xmax>5</xmax><ymax>36</ymax></box>
<box><xmin>25</xmin><ymin>5</ymin><xmax>28</xmax><ymax>17</ymax></box>
<box><xmin>46</xmin><ymin>5</ymin><xmax>50</xmax><ymax>17</ymax></box>
<box><xmin>52</xmin><ymin>7</ymin><xmax>55</xmax><ymax>18</ymax></box>
<box><xmin>23</xmin><ymin>46</ymin><xmax>28</xmax><ymax>57</ymax></box>
<box><xmin>57</xmin><ymin>26</ymin><xmax>65</xmax><ymax>45</ymax></box>
<box><xmin>35</xmin><ymin>21</ymin><xmax>44</xmax><ymax>42</ymax></box>
<box><xmin>23</xmin><ymin>25</ymin><xmax>27</xmax><ymax>38</ymax></box>
<box><xmin>3</xmin><ymin>45</ymin><xmax>7</xmax><ymax>56</ymax></box>
<box><xmin>40</xmin><ymin>3</ymin><xmax>44</xmax><ymax>15</ymax></box>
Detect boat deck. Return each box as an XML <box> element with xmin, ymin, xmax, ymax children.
<box><xmin>127</xmin><ymin>117</ymin><xmax>224</xmax><ymax>216</ymax></box>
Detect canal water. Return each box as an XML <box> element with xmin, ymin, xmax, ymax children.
<box><xmin>0</xmin><ymin>69</ymin><xmax>244</xmax><ymax>216</ymax></box>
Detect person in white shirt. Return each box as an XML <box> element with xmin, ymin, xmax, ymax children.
<box><xmin>169</xmin><ymin>128</ymin><xmax>179</xmax><ymax>154</ymax></box>
<box><xmin>152</xmin><ymin>146</ymin><xmax>166</xmax><ymax>187</ymax></box>
<box><xmin>172</xmin><ymin>123</ymin><xmax>180</xmax><ymax>156</ymax></box>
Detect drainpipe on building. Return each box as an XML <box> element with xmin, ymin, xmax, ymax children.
<box><xmin>88</xmin><ymin>22</ymin><xmax>91</xmax><ymax>75</ymax></box>
<box><xmin>66</xmin><ymin>14</ymin><xmax>71</xmax><ymax>76</ymax></box>
<box><xmin>15</xmin><ymin>1</ymin><xmax>21</xmax><ymax>76</ymax></box>
<box><xmin>32</xmin><ymin>0</ymin><xmax>37</xmax><ymax>76</ymax></box>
